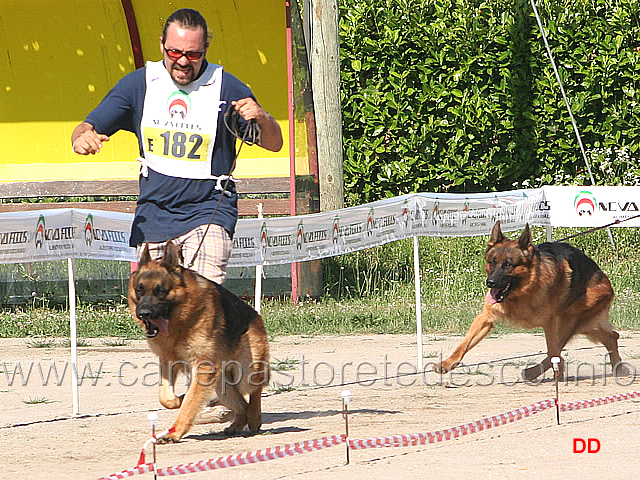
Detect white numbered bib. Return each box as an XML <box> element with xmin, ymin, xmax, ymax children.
<box><xmin>140</xmin><ymin>61</ymin><xmax>224</xmax><ymax>179</ymax></box>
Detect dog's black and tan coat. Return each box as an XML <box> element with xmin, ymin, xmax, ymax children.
<box><xmin>129</xmin><ymin>241</ymin><xmax>269</xmax><ymax>443</ymax></box>
<box><xmin>435</xmin><ymin>221</ymin><xmax>627</xmax><ymax>380</ymax></box>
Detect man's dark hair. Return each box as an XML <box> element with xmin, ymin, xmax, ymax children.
<box><xmin>162</xmin><ymin>8</ymin><xmax>210</xmax><ymax>47</ymax></box>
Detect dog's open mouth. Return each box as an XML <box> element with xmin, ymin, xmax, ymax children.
<box><xmin>143</xmin><ymin>317</ymin><xmax>169</xmax><ymax>338</ymax></box>
<box><xmin>486</xmin><ymin>284</ymin><xmax>512</xmax><ymax>304</ymax></box>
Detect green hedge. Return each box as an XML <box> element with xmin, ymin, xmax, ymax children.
<box><xmin>339</xmin><ymin>0</ymin><xmax>640</xmax><ymax>204</ymax></box>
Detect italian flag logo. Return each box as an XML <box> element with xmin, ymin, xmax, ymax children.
<box><xmin>167</xmin><ymin>90</ymin><xmax>190</xmax><ymax>119</ymax></box>
<box><xmin>35</xmin><ymin>215</ymin><xmax>45</xmax><ymax>248</ymax></box>
<box><xmin>574</xmin><ymin>190</ymin><xmax>597</xmax><ymax>217</ymax></box>
<box><xmin>84</xmin><ymin>214</ymin><xmax>93</xmax><ymax>246</ymax></box>
<box><xmin>260</xmin><ymin>222</ymin><xmax>268</xmax><ymax>252</ymax></box>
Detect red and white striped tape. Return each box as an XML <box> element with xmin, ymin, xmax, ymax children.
<box><xmin>560</xmin><ymin>390</ymin><xmax>640</xmax><ymax>413</ymax></box>
<box><xmin>136</xmin><ymin>426</ymin><xmax>174</xmax><ymax>466</ymax></box>
<box><xmin>96</xmin><ymin>390</ymin><xmax>640</xmax><ymax>479</ymax></box>
<box><xmin>155</xmin><ymin>435</ymin><xmax>345</xmax><ymax>476</ymax></box>
<box><xmin>348</xmin><ymin>398</ymin><xmax>556</xmax><ymax>450</ymax></box>
<box><xmin>97</xmin><ymin>463</ymin><xmax>154</xmax><ymax>480</ymax></box>
<box><xmin>99</xmin><ymin>435</ymin><xmax>345</xmax><ymax>479</ymax></box>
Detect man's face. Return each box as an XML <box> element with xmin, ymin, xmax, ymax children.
<box><xmin>160</xmin><ymin>23</ymin><xmax>207</xmax><ymax>86</ymax></box>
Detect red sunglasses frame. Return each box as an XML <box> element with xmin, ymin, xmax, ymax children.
<box><xmin>163</xmin><ymin>47</ymin><xmax>204</xmax><ymax>61</ymax></box>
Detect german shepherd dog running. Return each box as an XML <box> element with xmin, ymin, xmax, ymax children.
<box><xmin>435</xmin><ymin>221</ymin><xmax>627</xmax><ymax>380</ymax></box>
<box><xmin>128</xmin><ymin>242</ymin><xmax>270</xmax><ymax>443</ymax></box>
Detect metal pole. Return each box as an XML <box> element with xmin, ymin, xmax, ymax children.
<box><xmin>413</xmin><ymin>236</ymin><xmax>423</xmax><ymax>371</ymax></box>
<box><xmin>341</xmin><ymin>390</ymin><xmax>351</xmax><ymax>465</ymax></box>
<box><xmin>255</xmin><ymin>203</ymin><xmax>264</xmax><ymax>314</ymax></box>
<box><xmin>551</xmin><ymin>356</ymin><xmax>561</xmax><ymax>425</ymax></box>
<box><xmin>148</xmin><ymin>412</ymin><xmax>158</xmax><ymax>479</ymax></box>
<box><xmin>68</xmin><ymin>258</ymin><xmax>79</xmax><ymax>415</ymax></box>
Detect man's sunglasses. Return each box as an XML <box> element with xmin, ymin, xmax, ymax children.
<box><xmin>163</xmin><ymin>47</ymin><xmax>204</xmax><ymax>61</ymax></box>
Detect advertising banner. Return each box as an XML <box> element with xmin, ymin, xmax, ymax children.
<box><xmin>231</xmin><ymin>189</ymin><xmax>548</xmax><ymax>266</ymax></box>
<box><xmin>544</xmin><ymin>186</ymin><xmax>640</xmax><ymax>228</ymax></box>
<box><xmin>0</xmin><ymin>186</ymin><xmax>637</xmax><ymax>267</ymax></box>
<box><xmin>0</xmin><ymin>209</ymin><xmax>135</xmax><ymax>265</ymax></box>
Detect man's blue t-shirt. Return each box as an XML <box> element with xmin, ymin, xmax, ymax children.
<box><xmin>85</xmin><ymin>62</ymin><xmax>257</xmax><ymax>246</ymax></box>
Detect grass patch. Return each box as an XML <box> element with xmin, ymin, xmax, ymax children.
<box><xmin>80</xmin><ymin>371</ymin><xmax>104</xmax><ymax>381</ymax></box>
<box><xmin>60</xmin><ymin>338</ymin><xmax>91</xmax><ymax>348</ymax></box>
<box><xmin>102</xmin><ymin>338</ymin><xmax>130</xmax><ymax>347</ymax></box>
<box><xmin>0</xmin><ymin>303</ymin><xmax>141</xmax><ymax>339</ymax></box>
<box><xmin>268</xmin><ymin>383</ymin><xmax>299</xmax><ymax>394</ymax></box>
<box><xmin>25</xmin><ymin>337</ymin><xmax>57</xmax><ymax>348</ymax></box>
<box><xmin>22</xmin><ymin>396</ymin><xmax>53</xmax><ymax>405</ymax></box>
<box><xmin>271</xmin><ymin>358</ymin><xmax>301</xmax><ymax>372</ymax></box>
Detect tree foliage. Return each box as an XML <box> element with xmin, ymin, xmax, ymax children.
<box><xmin>339</xmin><ymin>0</ymin><xmax>640</xmax><ymax>204</ymax></box>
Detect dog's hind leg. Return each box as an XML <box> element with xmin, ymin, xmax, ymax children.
<box><xmin>215</xmin><ymin>361</ymin><xmax>251</xmax><ymax>435</ymax></box>
<box><xmin>580</xmin><ymin>312</ymin><xmax>630</xmax><ymax>377</ymax></box>
<box><xmin>244</xmin><ymin>361</ymin><xmax>268</xmax><ymax>432</ymax></box>
<box><xmin>246</xmin><ymin>389</ymin><xmax>263</xmax><ymax>432</ymax></box>
<box><xmin>220</xmin><ymin>384</ymin><xmax>250</xmax><ymax>435</ymax></box>
<box><xmin>592</xmin><ymin>328</ymin><xmax>630</xmax><ymax>377</ymax></box>
<box><xmin>434</xmin><ymin>309</ymin><xmax>496</xmax><ymax>373</ymax></box>
<box><xmin>576</xmin><ymin>275</ymin><xmax>629</xmax><ymax>375</ymax></box>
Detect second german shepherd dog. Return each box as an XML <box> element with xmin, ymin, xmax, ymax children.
<box><xmin>128</xmin><ymin>241</ymin><xmax>270</xmax><ymax>443</ymax></box>
<box><xmin>435</xmin><ymin>221</ymin><xmax>627</xmax><ymax>380</ymax></box>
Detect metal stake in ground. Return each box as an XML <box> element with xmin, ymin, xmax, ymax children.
<box><xmin>551</xmin><ymin>357</ymin><xmax>561</xmax><ymax>425</ymax></box>
<box><xmin>148</xmin><ymin>412</ymin><xmax>159</xmax><ymax>480</ymax></box>
<box><xmin>341</xmin><ymin>390</ymin><xmax>351</xmax><ymax>465</ymax></box>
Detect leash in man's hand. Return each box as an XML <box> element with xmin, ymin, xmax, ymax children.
<box><xmin>187</xmin><ymin>105</ymin><xmax>261</xmax><ymax>269</ymax></box>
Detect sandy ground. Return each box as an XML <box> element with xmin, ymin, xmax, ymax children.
<box><xmin>2</xmin><ymin>331</ymin><xmax>640</xmax><ymax>479</ymax></box>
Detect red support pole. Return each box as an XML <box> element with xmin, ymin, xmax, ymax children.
<box><xmin>121</xmin><ymin>0</ymin><xmax>144</xmax><ymax>69</ymax></box>
<box><xmin>286</xmin><ymin>0</ymin><xmax>299</xmax><ymax>303</ymax></box>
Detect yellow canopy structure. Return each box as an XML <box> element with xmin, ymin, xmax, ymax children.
<box><xmin>0</xmin><ymin>0</ymin><xmax>298</xmax><ymax>182</ymax></box>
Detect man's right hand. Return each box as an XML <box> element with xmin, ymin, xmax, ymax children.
<box><xmin>71</xmin><ymin>122</ymin><xmax>110</xmax><ymax>155</ymax></box>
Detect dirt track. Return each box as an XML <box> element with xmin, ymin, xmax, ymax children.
<box><xmin>2</xmin><ymin>332</ymin><xmax>640</xmax><ymax>479</ymax></box>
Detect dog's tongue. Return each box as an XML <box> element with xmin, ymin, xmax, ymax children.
<box><xmin>149</xmin><ymin>317</ymin><xmax>169</xmax><ymax>336</ymax></box>
<box><xmin>486</xmin><ymin>289</ymin><xmax>498</xmax><ymax>305</ymax></box>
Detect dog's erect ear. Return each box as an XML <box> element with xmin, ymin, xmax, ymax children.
<box><xmin>162</xmin><ymin>241</ymin><xmax>181</xmax><ymax>271</ymax></box>
<box><xmin>486</xmin><ymin>221</ymin><xmax>504</xmax><ymax>252</ymax></box>
<box><xmin>490</xmin><ymin>221</ymin><xmax>504</xmax><ymax>244</ymax></box>
<box><xmin>138</xmin><ymin>245</ymin><xmax>152</xmax><ymax>266</ymax></box>
<box><xmin>518</xmin><ymin>223</ymin><xmax>532</xmax><ymax>250</ymax></box>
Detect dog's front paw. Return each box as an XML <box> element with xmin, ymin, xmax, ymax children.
<box><xmin>522</xmin><ymin>364</ymin><xmax>547</xmax><ymax>382</ymax></box>
<box><xmin>223</xmin><ymin>421</ymin><xmax>250</xmax><ymax>436</ymax></box>
<box><xmin>433</xmin><ymin>362</ymin><xmax>446</xmax><ymax>374</ymax></box>
<box><xmin>155</xmin><ymin>425</ymin><xmax>184</xmax><ymax>444</ymax></box>
<box><xmin>156</xmin><ymin>433</ymin><xmax>181</xmax><ymax>444</ymax></box>
<box><xmin>433</xmin><ymin>359</ymin><xmax>458</xmax><ymax>374</ymax></box>
<box><xmin>613</xmin><ymin>362</ymin><xmax>633</xmax><ymax>378</ymax></box>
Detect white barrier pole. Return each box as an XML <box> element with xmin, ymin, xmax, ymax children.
<box><xmin>254</xmin><ymin>203</ymin><xmax>264</xmax><ymax>314</ymax></box>
<box><xmin>413</xmin><ymin>236</ymin><xmax>423</xmax><ymax>370</ymax></box>
<box><xmin>67</xmin><ymin>257</ymin><xmax>79</xmax><ymax>415</ymax></box>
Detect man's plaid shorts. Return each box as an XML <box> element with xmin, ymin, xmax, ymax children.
<box><xmin>138</xmin><ymin>223</ymin><xmax>232</xmax><ymax>284</ymax></box>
